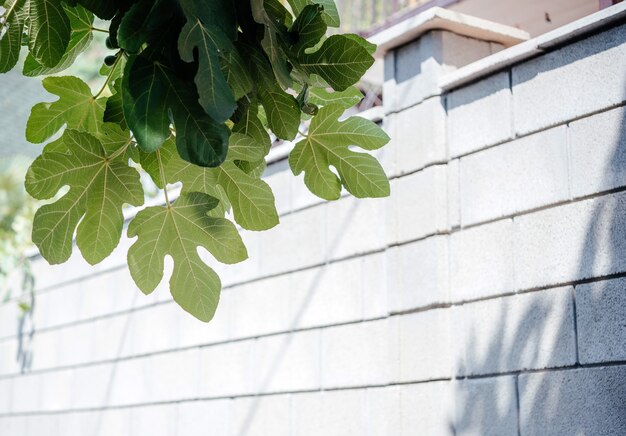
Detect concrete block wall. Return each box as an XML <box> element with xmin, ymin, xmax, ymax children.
<box><xmin>2</xmin><ymin>11</ymin><xmax>626</xmax><ymax>436</ymax></box>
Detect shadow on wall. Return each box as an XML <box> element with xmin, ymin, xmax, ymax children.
<box><xmin>452</xmin><ymin>75</ymin><xmax>626</xmax><ymax>435</ymax></box>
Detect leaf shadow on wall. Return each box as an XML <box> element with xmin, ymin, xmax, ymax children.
<box><xmin>452</xmin><ymin>80</ymin><xmax>626</xmax><ymax>435</ymax></box>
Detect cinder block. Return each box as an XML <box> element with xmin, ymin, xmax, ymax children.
<box><xmin>0</xmin><ymin>416</ymin><xmax>26</xmax><ymax>436</ymax></box>
<box><xmin>519</xmin><ymin>366</ymin><xmax>626</xmax><ymax>435</ymax></box>
<box><xmin>0</xmin><ymin>340</ymin><xmax>20</xmax><ymax>376</ymax></box>
<box><xmin>454</xmin><ymin>376</ymin><xmax>518</xmax><ymax>436</ymax></box>
<box><xmin>321</xmin><ymin>319</ymin><xmax>396</xmax><ymax>388</ymax></box>
<box><xmin>292</xmin><ymin>390</ymin><xmax>368</xmax><ymax>436</ymax></box>
<box><xmin>374</xmin><ymin>117</ymin><xmax>396</xmax><ymax>177</ymax></box>
<box><xmin>513</xmin><ymin>23</ymin><xmax>626</xmax><ymax>135</ymax></box>
<box><xmin>448</xmin><ymin>159</ymin><xmax>460</xmax><ymax>229</ymax></box>
<box><xmin>60</xmin><ymin>409</ymin><xmax>131</xmax><ymax>436</ymax></box>
<box><xmin>39</xmin><ymin>368</ymin><xmax>73</xmax><ymax>411</ymax></box>
<box><xmin>393</xmin><ymin>31</ymin><xmax>496</xmax><ymax>112</ymax></box>
<box><xmin>130</xmin><ymin>404</ymin><xmax>176</xmax><ymax>436</ymax></box>
<box><xmin>0</xmin><ymin>378</ymin><xmax>15</xmax><ymax>413</ymax></box>
<box><xmin>230</xmin><ymin>273</ymin><xmax>291</xmax><ymax>338</ymax></box>
<box><xmin>290</xmin><ymin>257</ymin><xmax>363</xmax><ymax>330</ymax></box>
<box><xmin>392</xmin><ymin>165</ymin><xmax>448</xmax><ymax>244</ymax></box>
<box><xmin>455</xmin><ymin>287</ymin><xmax>576</xmax><ymax>376</ymax></box>
<box><xmin>450</xmin><ymin>219</ymin><xmax>515</xmax><ymax>302</ymax></box>
<box><xmin>142</xmin><ymin>349</ymin><xmax>200</xmax><ymax>403</ymax></box>
<box><xmin>399</xmin><ymin>381</ymin><xmax>454</xmax><ymax>436</ymax></box>
<box><xmin>25</xmin><ymin>414</ymin><xmax>59</xmax><ymax>436</ymax></box>
<box><xmin>260</xmin><ymin>205</ymin><xmax>327</xmax><ymax>275</ymax></box>
<box><xmin>398</xmin><ymin>308</ymin><xmax>451</xmax><ymax>382</ymax></box>
<box><xmin>263</xmin><ymin>159</ymin><xmax>292</xmax><ymax>215</ymax></box>
<box><xmin>569</xmin><ymin>106</ymin><xmax>626</xmax><ymax>198</ymax></box>
<box><xmin>383</xmin><ymin>50</ymin><xmax>396</xmax><ymax>114</ymax></box>
<box><xmin>220</xmin><ymin>229</ymin><xmax>263</xmax><ymax>286</ymax></box>
<box><xmin>69</xmin><ymin>364</ymin><xmax>115</xmax><ymax>409</ymax></box>
<box><xmin>127</xmin><ymin>303</ymin><xmax>180</xmax><ymax>356</ymax></box>
<box><xmin>514</xmin><ymin>191</ymin><xmax>626</xmax><ymax>291</ymax></box>
<box><xmin>362</xmin><ymin>252</ymin><xmax>389</xmax><ymax>320</ymax></box>
<box><xmin>176</xmin><ymin>287</ymin><xmax>232</xmax><ymax>347</ymax></box>
<box><xmin>326</xmin><ymin>196</ymin><xmax>388</xmax><ymax>260</ymax></box>
<box><xmin>198</xmin><ymin>339</ymin><xmax>255</xmax><ymax>397</ymax></box>
<box><xmin>389</xmin><ymin>97</ymin><xmax>447</xmax><ymax>176</ymax></box>
<box><xmin>387</xmin><ymin>235</ymin><xmax>449</xmax><ymax>312</ymax></box>
<box><xmin>448</xmin><ymin>72</ymin><xmax>513</xmax><ymax>157</ymax></box>
<box><xmin>109</xmin><ymin>358</ymin><xmax>152</xmax><ymax>406</ymax></box>
<box><xmin>460</xmin><ymin>126</ymin><xmax>569</xmax><ymax>225</ymax></box>
<box><xmin>365</xmin><ymin>387</ymin><xmax>401</xmax><ymax>436</ymax></box>
<box><xmin>291</xmin><ymin>171</ymin><xmax>326</xmax><ymax>211</ymax></box>
<box><xmin>0</xmin><ymin>301</ymin><xmax>21</xmax><ymax>340</ymax></box>
<box><xmin>176</xmin><ymin>399</ymin><xmax>231</xmax><ymax>436</ymax></box>
<box><xmin>576</xmin><ymin>277</ymin><xmax>626</xmax><ymax>364</ymax></box>
<box><xmin>251</xmin><ymin>330</ymin><xmax>320</xmax><ymax>394</ymax></box>
<box><xmin>231</xmin><ymin>395</ymin><xmax>290</xmax><ymax>436</ymax></box>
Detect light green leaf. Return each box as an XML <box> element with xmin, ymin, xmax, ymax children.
<box><xmin>167</xmin><ymin>134</ymin><xmax>279</xmax><ymax>231</ymax></box>
<box><xmin>23</xmin><ymin>5</ymin><xmax>94</xmax><ymax>76</ymax></box>
<box><xmin>309</xmin><ymin>86</ymin><xmax>363</xmax><ymax>109</ymax></box>
<box><xmin>127</xmin><ymin>192</ymin><xmax>247</xmax><ymax>322</ymax></box>
<box><xmin>259</xmin><ymin>89</ymin><xmax>300</xmax><ymax>141</ymax></box>
<box><xmin>26</xmin><ymin>76</ymin><xmax>106</xmax><ymax>144</ymax></box>
<box><xmin>299</xmin><ymin>34</ymin><xmax>374</xmax><ymax>91</ymax></box>
<box><xmin>26</xmin><ymin>129</ymin><xmax>143</xmax><ymax>265</ymax></box>
<box><xmin>138</xmin><ymin>137</ymin><xmax>177</xmax><ymax>189</ymax></box>
<box><xmin>28</xmin><ymin>0</ymin><xmax>71</xmax><ymax>67</ymax></box>
<box><xmin>289</xmin><ymin>104</ymin><xmax>389</xmax><ymax>200</ymax></box>
<box><xmin>0</xmin><ymin>0</ymin><xmax>28</xmax><ymax>73</ymax></box>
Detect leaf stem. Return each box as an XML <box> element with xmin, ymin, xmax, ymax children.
<box><xmin>91</xmin><ymin>27</ymin><xmax>109</xmax><ymax>33</ymax></box>
<box><xmin>156</xmin><ymin>149</ymin><xmax>171</xmax><ymax>208</ymax></box>
<box><xmin>94</xmin><ymin>53</ymin><xmax>122</xmax><ymax>99</ymax></box>
<box><xmin>298</xmin><ymin>129</ymin><xmax>308</xmax><ymax>137</ymax></box>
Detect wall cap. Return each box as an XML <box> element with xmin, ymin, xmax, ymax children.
<box><xmin>368</xmin><ymin>6</ymin><xmax>529</xmax><ymax>57</ymax></box>
<box><xmin>439</xmin><ymin>2</ymin><xmax>626</xmax><ymax>91</ymax></box>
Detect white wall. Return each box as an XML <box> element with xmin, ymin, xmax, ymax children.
<box><xmin>1</xmin><ymin>8</ymin><xmax>626</xmax><ymax>436</ymax></box>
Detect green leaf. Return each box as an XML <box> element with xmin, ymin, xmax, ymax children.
<box><xmin>298</xmin><ymin>34</ymin><xmax>374</xmax><ymax>91</ymax></box>
<box><xmin>219</xmin><ymin>49</ymin><xmax>254</xmax><ymax>101</ymax></box>
<box><xmin>117</xmin><ymin>0</ymin><xmax>172</xmax><ymax>53</ymax></box>
<box><xmin>0</xmin><ymin>0</ymin><xmax>28</xmax><ymax>73</ymax></box>
<box><xmin>289</xmin><ymin>104</ymin><xmax>389</xmax><ymax>200</ymax></box>
<box><xmin>104</xmin><ymin>79</ymin><xmax>126</xmax><ymax>129</ymax></box>
<box><xmin>252</xmin><ymin>0</ymin><xmax>294</xmax><ymax>89</ymax></box>
<box><xmin>23</xmin><ymin>5</ymin><xmax>94</xmax><ymax>76</ymax></box>
<box><xmin>309</xmin><ymin>86</ymin><xmax>363</xmax><ymax>109</ymax></box>
<box><xmin>258</xmin><ymin>89</ymin><xmax>300</xmax><ymax>141</ymax></box>
<box><xmin>123</xmin><ymin>55</ymin><xmax>230</xmax><ymax>167</ymax></box>
<box><xmin>232</xmin><ymin>101</ymin><xmax>272</xmax><ymax>154</ymax></box>
<box><xmin>28</xmin><ymin>0</ymin><xmax>72</xmax><ymax>67</ymax></box>
<box><xmin>290</xmin><ymin>4</ymin><xmax>326</xmax><ymax>57</ymax></box>
<box><xmin>69</xmin><ymin>0</ymin><xmax>117</xmax><ymax>20</ymax></box>
<box><xmin>167</xmin><ymin>133</ymin><xmax>279</xmax><ymax>231</ymax></box>
<box><xmin>26</xmin><ymin>76</ymin><xmax>106</xmax><ymax>144</ymax></box>
<box><xmin>121</xmin><ymin>56</ymin><xmax>170</xmax><ymax>152</ymax></box>
<box><xmin>127</xmin><ymin>192</ymin><xmax>247</xmax><ymax>322</ymax></box>
<box><xmin>138</xmin><ymin>136</ymin><xmax>177</xmax><ymax>189</ymax></box>
<box><xmin>26</xmin><ymin>130</ymin><xmax>143</xmax><ymax>265</ymax></box>
<box><xmin>178</xmin><ymin>17</ymin><xmax>236</xmax><ymax>122</ymax></box>
<box><xmin>286</xmin><ymin>0</ymin><xmax>340</xmax><ymax>27</ymax></box>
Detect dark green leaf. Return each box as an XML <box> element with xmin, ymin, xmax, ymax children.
<box><xmin>28</xmin><ymin>0</ymin><xmax>71</xmax><ymax>67</ymax></box>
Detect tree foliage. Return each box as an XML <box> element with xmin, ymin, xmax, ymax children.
<box><xmin>0</xmin><ymin>0</ymin><xmax>390</xmax><ymax>321</ymax></box>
